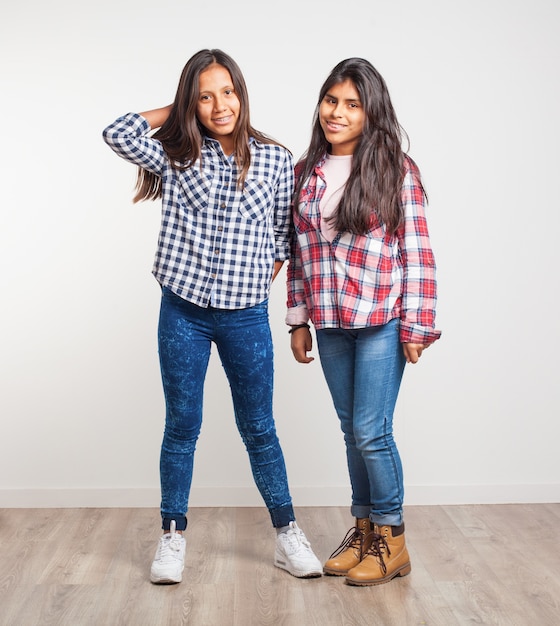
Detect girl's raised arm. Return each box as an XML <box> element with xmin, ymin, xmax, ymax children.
<box><xmin>139</xmin><ymin>105</ymin><xmax>173</xmax><ymax>129</ymax></box>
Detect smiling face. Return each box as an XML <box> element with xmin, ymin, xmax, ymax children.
<box><xmin>196</xmin><ymin>63</ymin><xmax>240</xmax><ymax>154</ymax></box>
<box><xmin>319</xmin><ymin>79</ymin><xmax>365</xmax><ymax>156</ymax></box>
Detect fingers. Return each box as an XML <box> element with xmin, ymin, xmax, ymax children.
<box><xmin>403</xmin><ymin>342</ymin><xmax>427</xmax><ymax>364</ymax></box>
<box><xmin>291</xmin><ymin>343</ymin><xmax>315</xmax><ymax>363</ymax></box>
<box><xmin>406</xmin><ymin>349</ymin><xmax>420</xmax><ymax>364</ymax></box>
<box><xmin>294</xmin><ymin>352</ymin><xmax>315</xmax><ymax>364</ymax></box>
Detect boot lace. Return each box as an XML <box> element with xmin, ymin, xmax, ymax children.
<box><xmin>363</xmin><ymin>531</ymin><xmax>391</xmax><ymax>575</ymax></box>
<box><xmin>328</xmin><ymin>526</ymin><xmax>365</xmax><ymax>560</ymax></box>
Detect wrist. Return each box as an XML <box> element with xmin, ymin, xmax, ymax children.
<box><xmin>288</xmin><ymin>323</ymin><xmax>310</xmax><ymax>334</ymax></box>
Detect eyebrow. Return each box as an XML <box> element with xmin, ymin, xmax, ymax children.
<box><xmin>324</xmin><ymin>91</ymin><xmax>360</xmax><ymax>103</ymax></box>
<box><xmin>205</xmin><ymin>84</ymin><xmax>235</xmax><ymax>91</ymax></box>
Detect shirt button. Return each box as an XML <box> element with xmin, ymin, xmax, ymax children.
<box><xmin>215</xmin><ymin>249</ymin><xmax>220</xmax><ymax>255</ymax></box>
<box><xmin>221</xmin><ymin>202</ymin><xmax>226</xmax><ymax>208</ymax></box>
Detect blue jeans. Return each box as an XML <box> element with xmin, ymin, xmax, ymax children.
<box><xmin>316</xmin><ymin>319</ymin><xmax>406</xmax><ymax>526</ymax></box>
<box><xmin>157</xmin><ymin>287</ymin><xmax>295</xmax><ymax>531</ymax></box>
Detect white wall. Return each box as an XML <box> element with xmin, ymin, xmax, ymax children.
<box><xmin>1</xmin><ymin>0</ymin><xmax>558</xmax><ymax>508</ymax></box>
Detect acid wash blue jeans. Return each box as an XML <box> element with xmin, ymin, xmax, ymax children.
<box><xmin>157</xmin><ymin>287</ymin><xmax>295</xmax><ymax>531</ymax></box>
<box><xmin>316</xmin><ymin>318</ymin><xmax>407</xmax><ymax>527</ymax></box>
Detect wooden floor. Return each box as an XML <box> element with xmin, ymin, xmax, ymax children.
<box><xmin>1</xmin><ymin>504</ymin><xmax>559</xmax><ymax>625</ymax></box>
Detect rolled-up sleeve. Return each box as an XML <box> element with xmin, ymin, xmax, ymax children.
<box><xmin>102</xmin><ymin>113</ymin><xmax>166</xmax><ymax>176</ymax></box>
<box><xmin>273</xmin><ymin>150</ymin><xmax>294</xmax><ymax>262</ymax></box>
<box><xmin>398</xmin><ymin>161</ymin><xmax>441</xmax><ymax>344</ymax></box>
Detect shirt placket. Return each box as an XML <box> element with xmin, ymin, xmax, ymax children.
<box><xmin>209</xmin><ymin>153</ymin><xmax>234</xmax><ymax>306</ymax></box>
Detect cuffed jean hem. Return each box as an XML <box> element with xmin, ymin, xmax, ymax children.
<box><xmin>162</xmin><ymin>515</ymin><xmax>188</xmax><ymax>532</ymax></box>
<box><xmin>369</xmin><ymin>512</ymin><xmax>403</xmax><ymax>527</ymax></box>
<box><xmin>350</xmin><ymin>505</ymin><xmax>372</xmax><ymax>520</ymax></box>
<box><xmin>350</xmin><ymin>506</ymin><xmax>403</xmax><ymax>527</ymax></box>
<box><xmin>268</xmin><ymin>504</ymin><xmax>295</xmax><ymax>528</ymax></box>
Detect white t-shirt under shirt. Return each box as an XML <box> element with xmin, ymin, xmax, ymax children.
<box><xmin>319</xmin><ymin>153</ymin><xmax>352</xmax><ymax>242</ymax></box>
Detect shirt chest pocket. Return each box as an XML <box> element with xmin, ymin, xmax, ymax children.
<box><xmin>176</xmin><ymin>170</ymin><xmax>212</xmax><ymax>213</ymax></box>
<box><xmin>238</xmin><ymin>178</ymin><xmax>274</xmax><ymax>221</ymax></box>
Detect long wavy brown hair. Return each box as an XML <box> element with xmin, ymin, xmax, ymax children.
<box><xmin>295</xmin><ymin>57</ymin><xmax>422</xmax><ymax>235</ymax></box>
<box><xmin>134</xmin><ymin>49</ymin><xmax>281</xmax><ymax>202</ymax></box>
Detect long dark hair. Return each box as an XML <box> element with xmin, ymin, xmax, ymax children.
<box><xmin>134</xmin><ymin>49</ymin><xmax>280</xmax><ymax>202</ymax></box>
<box><xmin>295</xmin><ymin>58</ymin><xmax>413</xmax><ymax>235</ymax></box>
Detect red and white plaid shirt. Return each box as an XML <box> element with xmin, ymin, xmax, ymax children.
<box><xmin>286</xmin><ymin>155</ymin><xmax>441</xmax><ymax>344</ymax></box>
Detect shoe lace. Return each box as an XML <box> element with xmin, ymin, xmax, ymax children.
<box><xmin>328</xmin><ymin>526</ymin><xmax>364</xmax><ymax>560</ymax></box>
<box><xmin>363</xmin><ymin>531</ymin><xmax>391</xmax><ymax>575</ymax></box>
<box><xmin>158</xmin><ymin>532</ymin><xmax>183</xmax><ymax>561</ymax></box>
<box><xmin>284</xmin><ymin>523</ymin><xmax>312</xmax><ymax>552</ymax></box>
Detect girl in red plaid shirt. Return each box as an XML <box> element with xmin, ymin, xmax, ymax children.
<box><xmin>286</xmin><ymin>57</ymin><xmax>441</xmax><ymax>586</ymax></box>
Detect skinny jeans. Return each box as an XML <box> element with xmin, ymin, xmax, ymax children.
<box><xmin>316</xmin><ymin>319</ymin><xmax>406</xmax><ymax>526</ymax></box>
<box><xmin>157</xmin><ymin>287</ymin><xmax>294</xmax><ymax>531</ymax></box>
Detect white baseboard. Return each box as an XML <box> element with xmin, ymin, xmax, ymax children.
<box><xmin>403</xmin><ymin>484</ymin><xmax>560</xmax><ymax>505</ymax></box>
<box><xmin>0</xmin><ymin>484</ymin><xmax>558</xmax><ymax>508</ymax></box>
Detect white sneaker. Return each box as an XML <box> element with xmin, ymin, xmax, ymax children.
<box><xmin>150</xmin><ymin>520</ymin><xmax>186</xmax><ymax>584</ymax></box>
<box><xmin>274</xmin><ymin>521</ymin><xmax>322</xmax><ymax>578</ymax></box>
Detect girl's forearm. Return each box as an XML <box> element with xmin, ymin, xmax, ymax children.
<box><xmin>139</xmin><ymin>105</ymin><xmax>173</xmax><ymax>129</ymax></box>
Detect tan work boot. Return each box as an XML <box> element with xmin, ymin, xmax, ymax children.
<box><xmin>323</xmin><ymin>518</ymin><xmax>373</xmax><ymax>576</ymax></box>
<box><xmin>345</xmin><ymin>522</ymin><xmax>411</xmax><ymax>586</ymax></box>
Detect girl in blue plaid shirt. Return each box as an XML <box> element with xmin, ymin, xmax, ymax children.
<box><xmin>287</xmin><ymin>57</ymin><xmax>441</xmax><ymax>586</ymax></box>
<box><xmin>103</xmin><ymin>49</ymin><xmax>321</xmax><ymax>584</ymax></box>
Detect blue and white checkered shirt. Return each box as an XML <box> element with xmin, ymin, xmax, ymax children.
<box><xmin>103</xmin><ymin>113</ymin><xmax>293</xmax><ymax>309</ymax></box>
